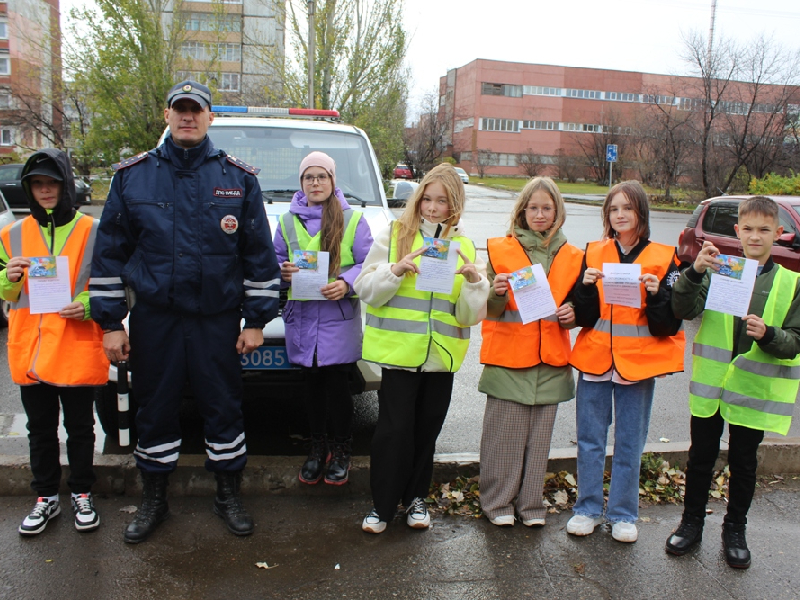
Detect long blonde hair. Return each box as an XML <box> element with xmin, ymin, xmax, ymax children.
<box><xmin>393</xmin><ymin>164</ymin><xmax>465</xmax><ymax>260</ymax></box>
<box><xmin>509</xmin><ymin>176</ymin><xmax>566</xmax><ymax>246</ymax></box>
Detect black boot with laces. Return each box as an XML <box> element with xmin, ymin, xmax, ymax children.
<box><xmin>324</xmin><ymin>437</ymin><xmax>352</xmax><ymax>485</ymax></box>
<box><xmin>722</xmin><ymin>522</ymin><xmax>751</xmax><ymax>569</ymax></box>
<box><xmin>124</xmin><ymin>471</ymin><xmax>170</xmax><ymax>544</ymax></box>
<box><xmin>665</xmin><ymin>515</ymin><xmax>703</xmax><ymax>555</ymax></box>
<box><xmin>299</xmin><ymin>435</ymin><xmax>329</xmax><ymax>484</ymax></box>
<box><xmin>214</xmin><ymin>470</ymin><xmax>254</xmax><ymax>536</ymax></box>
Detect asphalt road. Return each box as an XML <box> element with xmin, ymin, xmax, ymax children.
<box><xmin>1</xmin><ymin>194</ymin><xmax>798</xmax><ymax>460</ymax></box>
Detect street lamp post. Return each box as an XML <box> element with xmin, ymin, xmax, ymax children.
<box><xmin>307</xmin><ymin>1</ymin><xmax>315</xmax><ymax>109</ymax></box>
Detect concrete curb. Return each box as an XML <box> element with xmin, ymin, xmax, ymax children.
<box><xmin>2</xmin><ymin>438</ymin><xmax>798</xmax><ymax>497</ymax></box>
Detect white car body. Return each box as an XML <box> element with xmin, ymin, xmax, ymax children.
<box><xmin>454</xmin><ymin>167</ymin><xmax>469</xmax><ymax>184</ymax></box>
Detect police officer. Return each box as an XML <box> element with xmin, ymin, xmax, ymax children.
<box><xmin>89</xmin><ymin>80</ymin><xmax>280</xmax><ymax>543</ymax></box>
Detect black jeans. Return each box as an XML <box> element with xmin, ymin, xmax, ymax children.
<box><xmin>302</xmin><ymin>362</ymin><xmax>355</xmax><ymax>439</ymax></box>
<box><xmin>370</xmin><ymin>369</ymin><xmax>454</xmax><ymax>522</ymax></box>
<box><xmin>20</xmin><ymin>384</ymin><xmax>97</xmax><ymax>496</ymax></box>
<box><xmin>683</xmin><ymin>411</ymin><xmax>764</xmax><ymax>525</ymax></box>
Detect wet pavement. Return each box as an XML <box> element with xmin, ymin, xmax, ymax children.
<box><xmin>0</xmin><ymin>477</ymin><xmax>798</xmax><ymax>599</ymax></box>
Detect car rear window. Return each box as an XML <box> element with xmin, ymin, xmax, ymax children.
<box><xmin>702</xmin><ymin>203</ymin><xmax>739</xmax><ymax>237</ymax></box>
<box><xmin>685</xmin><ymin>204</ymin><xmax>704</xmax><ymax>228</ymax></box>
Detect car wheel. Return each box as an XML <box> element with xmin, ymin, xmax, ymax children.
<box><xmin>0</xmin><ymin>300</ymin><xmax>9</xmax><ymax>328</ymax></box>
<box><xmin>94</xmin><ymin>382</ymin><xmax>138</xmax><ymax>447</ymax></box>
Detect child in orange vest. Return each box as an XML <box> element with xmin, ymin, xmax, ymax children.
<box><xmin>0</xmin><ymin>149</ymin><xmax>108</xmax><ymax>536</ymax></box>
<box><xmin>568</xmin><ymin>180</ymin><xmax>684</xmax><ymax>543</ymax></box>
<box><xmin>478</xmin><ymin>176</ymin><xmax>583</xmax><ymax>527</ymax></box>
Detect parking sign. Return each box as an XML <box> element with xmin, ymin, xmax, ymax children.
<box><xmin>606</xmin><ymin>144</ymin><xmax>618</xmax><ymax>163</ymax></box>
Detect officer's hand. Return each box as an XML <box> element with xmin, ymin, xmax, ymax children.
<box><xmin>556</xmin><ymin>303</ymin><xmax>575</xmax><ymax>326</ymax></box>
<box><xmin>321</xmin><ymin>279</ymin><xmax>348</xmax><ymax>301</ymax></box>
<box><xmin>4</xmin><ymin>256</ymin><xmax>30</xmax><ymax>283</ymax></box>
<box><xmin>59</xmin><ymin>301</ymin><xmax>85</xmax><ymax>320</ymax></box>
<box><xmin>493</xmin><ymin>273</ymin><xmax>509</xmax><ymax>296</ymax></box>
<box><xmin>694</xmin><ymin>241</ymin><xmax>722</xmax><ymax>274</ymax></box>
<box><xmin>103</xmin><ymin>330</ymin><xmax>130</xmax><ymax>362</ymax></box>
<box><xmin>390</xmin><ymin>247</ymin><xmax>427</xmax><ymax>277</ymax></box>
<box><xmin>237</xmin><ymin>327</ymin><xmax>263</xmax><ymax>354</ymax></box>
<box><xmin>583</xmin><ymin>267</ymin><xmax>603</xmax><ymax>286</ymax></box>
<box><xmin>281</xmin><ymin>261</ymin><xmax>299</xmax><ymax>283</ymax></box>
<box><xmin>743</xmin><ymin>314</ymin><xmax>767</xmax><ymax>340</ymax></box>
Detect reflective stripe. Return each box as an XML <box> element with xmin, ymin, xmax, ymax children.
<box><xmin>89</xmin><ymin>276</ymin><xmax>123</xmax><ymax>286</ymax></box>
<box><xmin>206</xmin><ymin>445</ymin><xmax>247</xmax><ymax>461</ymax></box>
<box><xmin>486</xmin><ymin>310</ymin><xmax>558</xmax><ymax>324</ymax></box>
<box><xmin>365</xmin><ymin>313</ymin><xmax>428</xmax><ymax>334</ymax></box>
<box><xmin>734</xmin><ymin>357</ymin><xmax>800</xmax><ymax>380</ymax></box>
<box><xmin>244</xmin><ymin>278</ymin><xmax>280</xmax><ymax>289</ymax></box>
<box><xmin>693</xmin><ymin>343</ymin><xmax>732</xmax><ymax>364</ymax></box>
<box><xmin>431</xmin><ymin>319</ymin><xmax>470</xmax><ymax>340</ymax></box>
<box><xmin>88</xmin><ymin>290</ymin><xmax>126</xmax><ymax>298</ymax></box>
<box><xmin>432</xmin><ymin>298</ymin><xmax>456</xmax><ymax>315</ymax></box>
<box><xmin>689</xmin><ymin>380</ymin><xmax>722</xmax><ymax>399</ymax></box>
<box><xmin>73</xmin><ymin>218</ymin><xmax>99</xmax><ymax>296</ymax></box>
<box><xmin>206</xmin><ymin>433</ymin><xmax>245</xmax><ymax>451</ymax></box>
<box><xmin>282</xmin><ymin>209</ymin><xmax>357</xmax><ymax>253</ymax></box>
<box><xmin>245</xmin><ymin>289</ymin><xmax>279</xmax><ymax>297</ymax></box>
<box><xmin>720</xmin><ymin>390</ymin><xmax>796</xmax><ymax>417</ymax></box>
<box><xmin>134</xmin><ymin>450</ymin><xmax>180</xmax><ymax>465</ymax></box>
<box><xmin>594</xmin><ymin>319</ymin><xmax>650</xmax><ymax>337</ymax></box>
<box><xmin>9</xmin><ymin>220</ymin><xmax>22</xmax><ymax>256</ymax></box>
<box><xmin>384</xmin><ymin>296</ymin><xmax>431</xmax><ymax>312</ymax></box>
<box><xmin>137</xmin><ymin>439</ymin><xmax>181</xmax><ymax>454</ymax></box>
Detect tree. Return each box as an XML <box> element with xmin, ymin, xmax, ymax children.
<box><xmin>572</xmin><ymin>110</ymin><xmax>631</xmax><ymax>184</ymax></box>
<box><xmin>403</xmin><ymin>90</ymin><xmax>448</xmax><ymax>177</ymax></box>
<box><xmin>474</xmin><ymin>149</ymin><xmax>495</xmax><ymax>179</ymax></box>
<box><xmin>517</xmin><ymin>148</ymin><xmax>546</xmax><ymax>178</ymax></box>
<box><xmin>66</xmin><ymin>0</ymin><xmax>190</xmax><ymax>163</ymax></box>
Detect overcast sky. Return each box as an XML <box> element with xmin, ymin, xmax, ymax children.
<box><xmin>402</xmin><ymin>0</ymin><xmax>800</xmax><ymax>114</ymax></box>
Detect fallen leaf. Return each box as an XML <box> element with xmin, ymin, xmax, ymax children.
<box><xmin>553</xmin><ymin>490</ymin><xmax>569</xmax><ymax>508</ymax></box>
<box><xmin>334</xmin><ymin>564</ymin><xmax>340</xmax><ymax>570</ymax></box>
<box><xmin>659</xmin><ymin>437</ymin><xmax>670</xmax><ymax>443</ymax></box>
<box><xmin>573</xmin><ymin>563</ymin><xmax>585</xmax><ymax>576</ymax></box>
<box><xmin>565</xmin><ymin>473</ymin><xmax>577</xmax><ymax>487</ymax></box>
<box><xmin>255</xmin><ymin>562</ymin><xmax>278</xmax><ymax>569</ymax></box>
<box><xmin>119</xmin><ymin>506</ymin><xmax>138</xmax><ymax>514</ymax></box>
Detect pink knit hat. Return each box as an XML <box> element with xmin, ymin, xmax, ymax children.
<box><xmin>299</xmin><ymin>151</ymin><xmax>336</xmax><ymax>187</ymax></box>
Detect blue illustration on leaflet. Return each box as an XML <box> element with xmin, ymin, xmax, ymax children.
<box><xmin>293</xmin><ymin>249</ymin><xmax>318</xmax><ymax>270</ymax></box>
<box><xmin>422</xmin><ymin>237</ymin><xmax>450</xmax><ymax>260</ymax></box>
<box><xmin>28</xmin><ymin>256</ymin><xmax>58</xmax><ymax>278</ymax></box>
<box><xmin>509</xmin><ymin>265</ymin><xmax>537</xmax><ymax>291</ymax></box>
<box><xmin>717</xmin><ymin>255</ymin><xmax>746</xmax><ymax>281</ymax></box>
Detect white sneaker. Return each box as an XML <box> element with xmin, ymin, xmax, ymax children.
<box><xmin>19</xmin><ymin>497</ymin><xmax>61</xmax><ymax>536</ymax></box>
<box><xmin>611</xmin><ymin>521</ymin><xmax>638</xmax><ymax>543</ymax></box>
<box><xmin>362</xmin><ymin>508</ymin><xmax>387</xmax><ymax>534</ymax></box>
<box><xmin>405</xmin><ymin>497</ymin><xmax>430</xmax><ymax>529</ymax></box>
<box><xmin>566</xmin><ymin>514</ymin><xmax>603</xmax><ymax>536</ymax></box>
<box><xmin>71</xmin><ymin>493</ymin><xmax>100</xmax><ymax>532</ymax></box>
<box><xmin>522</xmin><ymin>518</ymin><xmax>546</xmax><ymax>527</ymax></box>
<box><xmin>489</xmin><ymin>514</ymin><xmax>515</xmax><ymax>527</ymax></box>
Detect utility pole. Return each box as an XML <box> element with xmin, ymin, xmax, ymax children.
<box><xmin>307</xmin><ymin>1</ymin><xmax>315</xmax><ymax>109</ymax></box>
<box><xmin>707</xmin><ymin>0</ymin><xmax>718</xmax><ymax>60</ymax></box>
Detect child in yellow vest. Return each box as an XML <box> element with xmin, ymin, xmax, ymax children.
<box><xmin>478</xmin><ymin>176</ymin><xmax>583</xmax><ymax>527</ymax></box>
<box><xmin>0</xmin><ymin>149</ymin><xmax>108</xmax><ymax>536</ymax></box>
<box><xmin>354</xmin><ymin>164</ymin><xmax>489</xmax><ymax>533</ymax></box>
<box><xmin>666</xmin><ymin>196</ymin><xmax>800</xmax><ymax>569</ymax></box>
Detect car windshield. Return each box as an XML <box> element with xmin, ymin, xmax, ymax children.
<box><xmin>207</xmin><ymin>126</ymin><xmax>383</xmax><ymax>206</ymax></box>
<box><xmin>0</xmin><ymin>166</ymin><xmax>21</xmax><ymax>181</ymax></box>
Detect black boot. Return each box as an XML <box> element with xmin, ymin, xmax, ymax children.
<box><xmin>299</xmin><ymin>435</ymin><xmax>328</xmax><ymax>484</ymax></box>
<box><xmin>214</xmin><ymin>471</ymin><xmax>254</xmax><ymax>536</ymax></box>
<box><xmin>665</xmin><ymin>515</ymin><xmax>704</xmax><ymax>556</ymax></box>
<box><xmin>123</xmin><ymin>471</ymin><xmax>170</xmax><ymax>544</ymax></box>
<box><xmin>324</xmin><ymin>437</ymin><xmax>352</xmax><ymax>485</ymax></box>
<box><xmin>722</xmin><ymin>522</ymin><xmax>751</xmax><ymax>569</ymax></box>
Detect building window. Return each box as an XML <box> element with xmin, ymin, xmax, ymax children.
<box><xmin>0</xmin><ymin>21</ymin><xmax>7</xmax><ymax>40</ymax></box>
<box><xmin>521</xmin><ymin>120</ymin><xmax>557</xmax><ymax>131</ymax></box>
<box><xmin>184</xmin><ymin>12</ymin><xmax>241</xmax><ymax>32</ymax></box>
<box><xmin>219</xmin><ymin>72</ymin><xmax>240</xmax><ymax>92</ymax></box>
<box><xmin>481</xmin><ymin>82</ymin><xmax>522</xmax><ymax>98</ymax></box>
<box><xmin>176</xmin><ymin>71</ymin><xmax>240</xmax><ymax>93</ymax></box>
<box><xmin>606</xmin><ymin>91</ymin><xmax>636</xmax><ymax>102</ymax></box>
<box><xmin>523</xmin><ymin>85</ymin><xmax>561</xmax><ymax>96</ymax></box>
<box><xmin>0</xmin><ymin>56</ymin><xmax>9</xmax><ymax>76</ymax></box>
<box><xmin>0</xmin><ymin>129</ymin><xmax>12</xmax><ymax>146</ymax></box>
<box><xmin>481</xmin><ymin>118</ymin><xmax>520</xmax><ymax>132</ymax></box>
<box><xmin>0</xmin><ymin>93</ymin><xmax>11</xmax><ymax>109</ymax></box>
<box><xmin>566</xmin><ymin>89</ymin><xmax>603</xmax><ymax>100</ymax></box>
<box><xmin>643</xmin><ymin>94</ymin><xmax>674</xmax><ymax>105</ymax></box>
<box><xmin>181</xmin><ymin>42</ymin><xmax>241</xmax><ymax>63</ymax></box>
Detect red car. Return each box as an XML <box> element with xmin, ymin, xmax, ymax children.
<box><xmin>393</xmin><ymin>163</ymin><xmax>413</xmax><ymax>179</ymax></box>
<box><xmin>677</xmin><ymin>195</ymin><xmax>800</xmax><ymax>271</ymax></box>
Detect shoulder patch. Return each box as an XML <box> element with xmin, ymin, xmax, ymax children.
<box><xmin>112</xmin><ymin>151</ymin><xmax>149</xmax><ymax>172</ymax></box>
<box><xmin>226</xmin><ymin>154</ymin><xmax>261</xmax><ymax>176</ymax></box>
<box><xmin>666</xmin><ymin>270</ymin><xmax>681</xmax><ymax>288</ymax></box>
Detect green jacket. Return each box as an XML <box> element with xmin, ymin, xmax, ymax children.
<box><xmin>672</xmin><ymin>259</ymin><xmax>800</xmax><ymax>363</ymax></box>
<box><xmin>478</xmin><ymin>227</ymin><xmax>575</xmax><ymax>406</ymax></box>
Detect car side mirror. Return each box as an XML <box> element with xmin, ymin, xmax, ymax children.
<box><xmin>777</xmin><ymin>231</ymin><xmax>797</xmax><ymax>247</ymax></box>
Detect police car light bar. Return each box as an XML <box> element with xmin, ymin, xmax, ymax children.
<box><xmin>212</xmin><ymin>106</ymin><xmax>340</xmax><ymax>119</ymax></box>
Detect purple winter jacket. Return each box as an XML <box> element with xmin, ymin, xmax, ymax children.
<box><xmin>273</xmin><ymin>188</ymin><xmax>374</xmax><ymax>367</ymax></box>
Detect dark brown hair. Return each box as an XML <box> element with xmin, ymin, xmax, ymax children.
<box><xmin>602</xmin><ymin>180</ymin><xmax>650</xmax><ymax>241</ymax></box>
<box><xmin>738</xmin><ymin>196</ymin><xmax>779</xmax><ymax>222</ymax></box>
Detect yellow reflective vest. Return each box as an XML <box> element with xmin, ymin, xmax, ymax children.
<box><xmin>362</xmin><ymin>230</ymin><xmax>475</xmax><ymax>372</ymax></box>
<box><xmin>279</xmin><ymin>209</ymin><xmax>362</xmax><ymax>301</ymax></box>
<box><xmin>690</xmin><ymin>264</ymin><xmax>800</xmax><ymax>435</ymax></box>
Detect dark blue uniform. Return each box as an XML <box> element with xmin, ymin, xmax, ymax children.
<box><xmin>90</xmin><ymin>135</ymin><xmax>280</xmax><ymax>473</ymax></box>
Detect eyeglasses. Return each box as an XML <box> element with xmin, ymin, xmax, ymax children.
<box><xmin>303</xmin><ymin>174</ymin><xmax>330</xmax><ymax>184</ymax></box>
<box><xmin>525</xmin><ymin>206</ymin><xmax>554</xmax><ymax>215</ymax></box>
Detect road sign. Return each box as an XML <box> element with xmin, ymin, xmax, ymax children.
<box><xmin>606</xmin><ymin>144</ymin><xmax>618</xmax><ymax>163</ymax></box>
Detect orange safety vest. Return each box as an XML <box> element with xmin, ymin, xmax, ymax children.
<box><xmin>481</xmin><ymin>237</ymin><xmax>584</xmax><ymax>369</ymax></box>
<box><xmin>569</xmin><ymin>238</ymin><xmax>685</xmax><ymax>381</ymax></box>
<box><xmin>1</xmin><ymin>216</ymin><xmax>109</xmax><ymax>386</ymax></box>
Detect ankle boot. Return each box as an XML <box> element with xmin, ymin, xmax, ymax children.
<box><xmin>665</xmin><ymin>515</ymin><xmax>704</xmax><ymax>556</ymax></box>
<box><xmin>299</xmin><ymin>435</ymin><xmax>328</xmax><ymax>484</ymax></box>
<box><xmin>324</xmin><ymin>437</ymin><xmax>352</xmax><ymax>485</ymax></box>
<box><xmin>124</xmin><ymin>471</ymin><xmax>170</xmax><ymax>544</ymax></box>
<box><xmin>214</xmin><ymin>471</ymin><xmax>254</xmax><ymax>536</ymax></box>
<box><xmin>722</xmin><ymin>522</ymin><xmax>751</xmax><ymax>569</ymax></box>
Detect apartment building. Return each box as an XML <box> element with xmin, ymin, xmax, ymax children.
<box><xmin>0</xmin><ymin>0</ymin><xmax>61</xmax><ymax>157</ymax></box>
<box><xmin>163</xmin><ymin>0</ymin><xmax>284</xmax><ymax>105</ymax></box>
<box><xmin>439</xmin><ymin>59</ymin><xmax>796</xmax><ymax>178</ymax></box>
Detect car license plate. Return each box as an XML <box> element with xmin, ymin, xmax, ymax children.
<box><xmin>240</xmin><ymin>346</ymin><xmax>297</xmax><ymax>370</ymax></box>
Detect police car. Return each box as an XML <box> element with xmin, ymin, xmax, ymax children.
<box><xmin>94</xmin><ymin>106</ymin><xmax>393</xmax><ymax>441</ymax></box>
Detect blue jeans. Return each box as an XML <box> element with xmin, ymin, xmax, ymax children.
<box><xmin>573</xmin><ymin>376</ymin><xmax>655</xmax><ymax>524</ymax></box>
